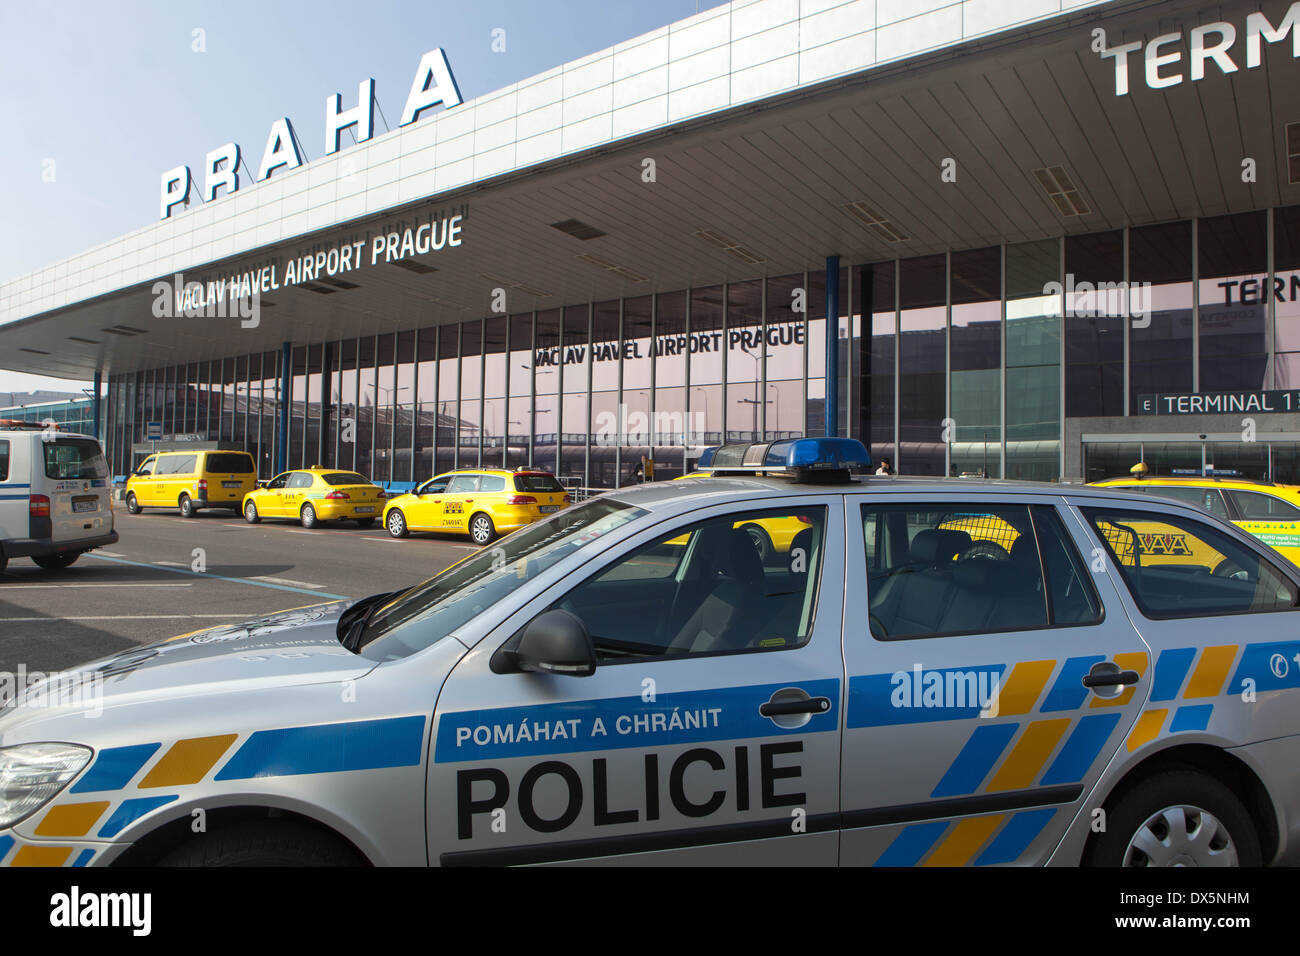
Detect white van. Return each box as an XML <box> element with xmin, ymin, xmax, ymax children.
<box><xmin>0</xmin><ymin>423</ymin><xmax>118</xmax><ymax>574</ymax></box>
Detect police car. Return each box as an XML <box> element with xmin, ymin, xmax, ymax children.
<box><xmin>2</xmin><ymin>438</ymin><xmax>1299</xmax><ymax>867</ymax></box>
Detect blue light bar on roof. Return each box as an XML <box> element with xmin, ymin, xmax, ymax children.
<box><xmin>697</xmin><ymin>438</ymin><xmax>871</xmax><ymax>472</ymax></box>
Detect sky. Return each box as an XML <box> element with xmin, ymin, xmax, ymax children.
<box><xmin>0</xmin><ymin>0</ymin><xmax>727</xmax><ymax>397</ymax></box>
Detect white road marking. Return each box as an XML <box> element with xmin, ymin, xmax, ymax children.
<box><xmin>249</xmin><ymin>576</ymin><xmax>323</xmax><ymax>589</ymax></box>
<box><xmin>0</xmin><ymin>583</ymin><xmax>193</xmax><ymax>589</ymax></box>
<box><xmin>155</xmin><ymin>561</ymin><xmax>189</xmax><ymax>567</ymax></box>
<box><xmin>94</xmin><ymin>550</ymin><xmax>126</xmax><ymax>557</ymax></box>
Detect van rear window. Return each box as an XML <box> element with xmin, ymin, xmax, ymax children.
<box><xmin>43</xmin><ymin>439</ymin><xmax>108</xmax><ymax>480</ymax></box>
<box><xmin>206</xmin><ymin>453</ymin><xmax>255</xmax><ymax>474</ymax></box>
<box><xmin>514</xmin><ymin>473</ymin><xmax>563</xmax><ymax>493</ymax></box>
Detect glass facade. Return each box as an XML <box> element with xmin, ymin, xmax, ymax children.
<box><xmin>103</xmin><ymin>204</ymin><xmax>1300</xmax><ymax>486</ymax></box>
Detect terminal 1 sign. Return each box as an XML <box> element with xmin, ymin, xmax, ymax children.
<box><xmin>160</xmin><ymin>48</ymin><xmax>462</xmax><ymax>219</ymax></box>
<box><xmin>1137</xmin><ymin>390</ymin><xmax>1300</xmax><ymax>415</ymax></box>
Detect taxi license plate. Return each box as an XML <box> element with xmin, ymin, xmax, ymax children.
<box><xmin>222</xmin><ymin>481</ymin><xmax>242</xmax><ymax>489</ymax></box>
<box><xmin>539</xmin><ymin>505</ymin><xmax>560</xmax><ymax>513</ymax></box>
<box><xmin>355</xmin><ymin>506</ymin><xmax>375</xmax><ymax>514</ymax></box>
<box><xmin>72</xmin><ymin>498</ymin><xmax>98</xmax><ymax>514</ymax></box>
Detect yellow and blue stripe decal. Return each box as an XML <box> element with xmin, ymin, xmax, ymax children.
<box><xmin>69</xmin><ymin>743</ymin><xmax>161</xmax><ymax>793</ymax></box>
<box><xmin>216</xmin><ymin>716</ymin><xmax>425</xmax><ymax>779</ymax></box>
<box><xmin>873</xmin><ymin>808</ymin><xmax>1059</xmax><ymax>866</ymax></box>
<box><xmin>0</xmin><ymin>835</ymin><xmax>13</xmax><ymax>864</ymax></box>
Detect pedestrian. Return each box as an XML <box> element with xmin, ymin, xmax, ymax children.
<box><xmin>875</xmin><ymin>458</ymin><xmax>894</xmax><ymax>476</ymax></box>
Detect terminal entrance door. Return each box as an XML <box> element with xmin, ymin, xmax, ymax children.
<box><xmin>1083</xmin><ymin>438</ymin><xmax>1275</xmax><ymax>483</ymax></box>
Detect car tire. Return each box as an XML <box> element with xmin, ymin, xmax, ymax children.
<box><xmin>1083</xmin><ymin>770</ymin><xmax>1261</xmax><ymax>867</ymax></box>
<box><xmin>386</xmin><ymin>509</ymin><xmax>409</xmax><ymax>538</ymax></box>
<box><xmin>179</xmin><ymin>494</ymin><xmax>195</xmax><ymax>518</ymax></box>
<box><xmin>356</xmin><ymin>517</ymin><xmax>375</xmax><ymax>529</ymax></box>
<box><xmin>33</xmin><ymin>552</ymin><xmax>79</xmax><ymax>570</ymax></box>
<box><xmin>244</xmin><ymin>501</ymin><xmax>260</xmax><ymax>524</ymax></box>
<box><xmin>125</xmin><ymin>492</ymin><xmax>142</xmax><ymax>514</ymax></box>
<box><xmin>157</xmin><ymin>821</ymin><xmax>361</xmax><ymax>867</ymax></box>
<box><xmin>740</xmin><ymin>523</ymin><xmax>773</xmax><ymax>561</ymax></box>
<box><xmin>300</xmin><ymin>504</ymin><xmax>318</xmax><ymax>529</ymax></box>
<box><xmin>470</xmin><ymin>512</ymin><xmax>497</xmax><ymax>545</ymax></box>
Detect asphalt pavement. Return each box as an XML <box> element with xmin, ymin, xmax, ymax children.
<box><xmin>0</xmin><ymin>505</ymin><xmax>476</xmax><ymax>673</ymax></box>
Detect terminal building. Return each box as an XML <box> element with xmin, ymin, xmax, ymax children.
<box><xmin>3</xmin><ymin>0</ymin><xmax>1300</xmax><ymax>489</ymax></box>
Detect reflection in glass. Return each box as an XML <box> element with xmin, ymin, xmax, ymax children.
<box><xmin>1199</xmin><ymin>211</ymin><xmax>1267</xmax><ymax>392</ymax></box>
<box><xmin>898</xmin><ymin>254</ymin><xmax>946</xmax><ymax>475</ymax></box>
<box><xmin>1006</xmin><ymin>240</ymin><xmax>1061</xmax><ymax>481</ymax></box>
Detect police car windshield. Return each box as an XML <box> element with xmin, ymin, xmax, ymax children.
<box><xmin>355</xmin><ymin>499</ymin><xmax>647</xmax><ymax>661</ymax></box>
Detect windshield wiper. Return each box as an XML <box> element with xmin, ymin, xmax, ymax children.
<box><xmin>337</xmin><ymin>591</ymin><xmax>398</xmax><ymax>652</ymax></box>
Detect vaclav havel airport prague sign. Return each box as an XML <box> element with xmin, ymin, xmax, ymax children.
<box><xmin>159</xmin><ymin>48</ymin><xmax>462</xmax><ymax>219</ymax></box>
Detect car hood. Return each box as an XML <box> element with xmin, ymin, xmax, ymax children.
<box><xmin>1</xmin><ymin>602</ymin><xmax>375</xmax><ymax>724</ymax></box>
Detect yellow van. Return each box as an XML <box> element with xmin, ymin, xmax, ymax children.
<box><xmin>125</xmin><ymin>450</ymin><xmax>258</xmax><ymax>518</ymax></box>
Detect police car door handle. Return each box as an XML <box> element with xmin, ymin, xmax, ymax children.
<box><xmin>760</xmin><ymin>697</ymin><xmax>831</xmax><ymax>717</ymax></box>
<box><xmin>1082</xmin><ymin>661</ymin><xmax>1140</xmax><ymax>688</ymax></box>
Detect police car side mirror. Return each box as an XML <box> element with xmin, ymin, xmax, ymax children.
<box><xmin>512</xmin><ymin>610</ymin><xmax>596</xmax><ymax>677</ymax></box>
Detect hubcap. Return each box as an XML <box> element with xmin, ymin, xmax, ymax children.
<box><xmin>473</xmin><ymin>519</ymin><xmax>489</xmax><ymax>542</ymax></box>
<box><xmin>246</xmin><ymin>504</ymin><xmax>256</xmax><ymax>519</ymax></box>
<box><xmin>1123</xmin><ymin>805</ymin><xmax>1238</xmax><ymax>867</ymax></box>
<box><xmin>389</xmin><ymin>513</ymin><xmax>403</xmax><ymax>534</ymax></box>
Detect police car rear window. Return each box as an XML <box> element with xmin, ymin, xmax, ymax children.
<box><xmin>43</xmin><ymin>439</ymin><xmax>107</xmax><ymax>480</ymax></box>
<box><xmin>206</xmin><ymin>453</ymin><xmax>255</xmax><ymax>474</ymax></box>
<box><xmin>322</xmin><ymin>472</ymin><xmax>369</xmax><ymax>486</ymax></box>
<box><xmin>515</xmin><ymin>473</ymin><xmax>563</xmax><ymax>493</ymax></box>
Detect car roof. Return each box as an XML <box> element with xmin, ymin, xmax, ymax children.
<box><xmin>1095</xmin><ymin>476</ymin><xmax>1297</xmax><ymax>492</ymax></box>
<box><xmin>593</xmin><ymin>474</ymin><xmax>1170</xmax><ymax>516</ymax></box>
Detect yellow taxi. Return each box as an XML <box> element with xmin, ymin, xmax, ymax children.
<box><xmin>939</xmin><ymin>506</ymin><xmax>1250</xmax><ymax>578</ymax></box>
<box><xmin>242</xmin><ymin>468</ymin><xmax>384</xmax><ymax>529</ymax></box>
<box><xmin>125</xmin><ymin>450</ymin><xmax>258</xmax><ymax>518</ymax></box>
<box><xmin>382</xmin><ymin>468</ymin><xmax>570</xmax><ymax>544</ymax></box>
<box><xmin>1092</xmin><ymin>471</ymin><xmax>1300</xmax><ymax>567</ymax></box>
<box><xmin>674</xmin><ymin>471</ymin><xmax>812</xmax><ymax>559</ymax></box>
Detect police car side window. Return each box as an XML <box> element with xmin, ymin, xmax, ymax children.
<box><xmin>1084</xmin><ymin>507</ymin><xmax>1299</xmax><ymax>618</ymax></box>
<box><xmin>861</xmin><ymin>504</ymin><xmax>1055</xmax><ymax>640</ymax></box>
<box><xmin>555</xmin><ymin>507</ymin><xmax>827</xmax><ymax>662</ymax></box>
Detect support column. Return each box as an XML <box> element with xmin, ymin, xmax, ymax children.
<box><xmin>92</xmin><ymin>369</ymin><xmax>102</xmax><ymax>439</ymax></box>
<box><xmin>277</xmin><ymin>341</ymin><xmax>291</xmax><ymax>474</ymax></box>
<box><xmin>825</xmin><ymin>255</ymin><xmax>840</xmax><ymax>437</ymax></box>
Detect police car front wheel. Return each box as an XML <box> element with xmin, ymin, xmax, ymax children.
<box><xmin>158</xmin><ymin>821</ymin><xmax>362</xmax><ymax>867</ymax></box>
<box><xmin>1085</xmin><ymin>770</ymin><xmax>1261</xmax><ymax>867</ymax></box>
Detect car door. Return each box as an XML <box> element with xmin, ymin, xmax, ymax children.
<box><xmin>1221</xmin><ymin>488</ymin><xmax>1300</xmax><ymax>567</ymax></box>
<box><xmin>132</xmin><ymin>455</ymin><xmax>158</xmax><ymax>504</ymax></box>
<box><xmin>839</xmin><ymin>494</ymin><xmax>1151</xmax><ymax>866</ymax></box>
<box><xmin>427</xmin><ymin>497</ymin><xmax>845</xmax><ymax>865</ymax></box>
<box><xmin>261</xmin><ymin>472</ymin><xmax>291</xmax><ymax>516</ymax></box>
<box><xmin>440</xmin><ymin>474</ymin><xmax>480</xmax><ymax>533</ymax></box>
<box><xmin>406</xmin><ymin>476</ymin><xmax>449</xmax><ymax>530</ymax></box>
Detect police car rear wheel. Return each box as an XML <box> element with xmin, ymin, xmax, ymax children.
<box><xmin>470</xmin><ymin>513</ymin><xmax>497</xmax><ymax>545</ymax></box>
<box><xmin>386</xmin><ymin>510</ymin><xmax>409</xmax><ymax>537</ymax></box>
<box><xmin>1086</xmin><ymin>770</ymin><xmax>1260</xmax><ymax>867</ymax></box>
<box><xmin>244</xmin><ymin>501</ymin><xmax>260</xmax><ymax>523</ymax></box>
<box><xmin>158</xmin><ymin>821</ymin><xmax>361</xmax><ymax>867</ymax></box>
<box><xmin>179</xmin><ymin>494</ymin><xmax>195</xmax><ymax>518</ymax></box>
<box><xmin>33</xmin><ymin>552</ymin><xmax>79</xmax><ymax>570</ymax></box>
<box><xmin>125</xmin><ymin>492</ymin><xmax>142</xmax><ymax>514</ymax></box>
<box><xmin>300</xmin><ymin>504</ymin><xmax>318</xmax><ymax>529</ymax></box>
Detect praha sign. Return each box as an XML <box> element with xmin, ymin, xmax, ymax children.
<box><xmin>160</xmin><ymin>48</ymin><xmax>461</xmax><ymax>220</ymax></box>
